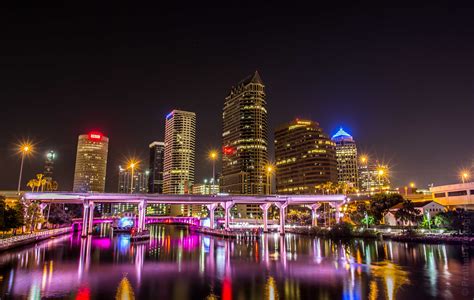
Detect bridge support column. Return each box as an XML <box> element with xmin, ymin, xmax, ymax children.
<box><xmin>206</xmin><ymin>203</ymin><xmax>219</xmax><ymax>229</ymax></box>
<box><xmin>260</xmin><ymin>203</ymin><xmax>271</xmax><ymax>232</ymax></box>
<box><xmin>87</xmin><ymin>201</ymin><xmax>95</xmax><ymax>235</ymax></box>
<box><xmin>138</xmin><ymin>200</ymin><xmax>147</xmax><ymax>233</ymax></box>
<box><xmin>329</xmin><ymin>202</ymin><xmax>343</xmax><ymax>224</ymax></box>
<box><xmin>221</xmin><ymin>201</ymin><xmax>234</xmax><ymax>231</ymax></box>
<box><xmin>310</xmin><ymin>203</ymin><xmax>322</xmax><ymax>227</ymax></box>
<box><xmin>81</xmin><ymin>201</ymin><xmax>90</xmax><ymax>238</ymax></box>
<box><xmin>275</xmin><ymin>202</ymin><xmax>288</xmax><ymax>235</ymax></box>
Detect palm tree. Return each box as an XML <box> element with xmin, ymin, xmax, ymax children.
<box><xmin>27</xmin><ymin>179</ymin><xmax>37</xmax><ymax>192</ymax></box>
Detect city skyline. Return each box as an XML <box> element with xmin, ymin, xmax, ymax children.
<box><xmin>2</xmin><ymin>3</ymin><xmax>474</xmax><ymax>191</ymax></box>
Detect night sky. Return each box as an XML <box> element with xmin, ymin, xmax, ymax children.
<box><xmin>1</xmin><ymin>3</ymin><xmax>473</xmax><ymax>191</ymax></box>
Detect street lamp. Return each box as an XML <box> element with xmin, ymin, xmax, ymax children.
<box><xmin>460</xmin><ymin>170</ymin><xmax>470</xmax><ymax>183</ymax></box>
<box><xmin>127</xmin><ymin>160</ymin><xmax>139</xmax><ymax>194</ymax></box>
<box><xmin>17</xmin><ymin>143</ymin><xmax>33</xmax><ymax>194</ymax></box>
<box><xmin>266</xmin><ymin>164</ymin><xmax>274</xmax><ymax>195</ymax></box>
<box><xmin>209</xmin><ymin>150</ymin><xmax>218</xmax><ymax>184</ymax></box>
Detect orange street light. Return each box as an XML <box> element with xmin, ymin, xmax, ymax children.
<box><xmin>209</xmin><ymin>150</ymin><xmax>218</xmax><ymax>184</ymax></box>
<box><xmin>460</xmin><ymin>170</ymin><xmax>470</xmax><ymax>184</ymax></box>
<box><xmin>17</xmin><ymin>142</ymin><xmax>34</xmax><ymax>194</ymax></box>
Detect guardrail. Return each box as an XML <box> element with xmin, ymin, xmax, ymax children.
<box><xmin>0</xmin><ymin>227</ymin><xmax>71</xmax><ymax>250</ymax></box>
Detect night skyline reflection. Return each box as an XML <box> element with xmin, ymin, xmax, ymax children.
<box><xmin>0</xmin><ymin>225</ymin><xmax>472</xmax><ymax>299</ymax></box>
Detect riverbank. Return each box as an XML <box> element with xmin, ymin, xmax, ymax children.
<box><xmin>0</xmin><ymin>227</ymin><xmax>71</xmax><ymax>251</ymax></box>
<box><xmin>285</xmin><ymin>225</ymin><xmax>474</xmax><ymax>245</ymax></box>
<box><xmin>384</xmin><ymin>234</ymin><xmax>474</xmax><ymax>245</ymax></box>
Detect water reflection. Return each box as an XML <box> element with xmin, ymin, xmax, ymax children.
<box><xmin>0</xmin><ymin>225</ymin><xmax>471</xmax><ymax>299</ymax></box>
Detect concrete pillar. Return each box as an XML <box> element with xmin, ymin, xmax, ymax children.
<box><xmin>310</xmin><ymin>203</ymin><xmax>322</xmax><ymax>227</ymax></box>
<box><xmin>81</xmin><ymin>202</ymin><xmax>90</xmax><ymax>238</ymax></box>
<box><xmin>260</xmin><ymin>203</ymin><xmax>271</xmax><ymax>232</ymax></box>
<box><xmin>206</xmin><ymin>203</ymin><xmax>219</xmax><ymax>229</ymax></box>
<box><xmin>138</xmin><ymin>200</ymin><xmax>147</xmax><ymax>233</ymax></box>
<box><xmin>329</xmin><ymin>202</ymin><xmax>343</xmax><ymax>224</ymax></box>
<box><xmin>87</xmin><ymin>201</ymin><xmax>95</xmax><ymax>234</ymax></box>
<box><xmin>275</xmin><ymin>202</ymin><xmax>288</xmax><ymax>235</ymax></box>
<box><xmin>221</xmin><ymin>201</ymin><xmax>234</xmax><ymax>231</ymax></box>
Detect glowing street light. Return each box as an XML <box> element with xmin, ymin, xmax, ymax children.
<box><xmin>266</xmin><ymin>164</ymin><xmax>275</xmax><ymax>195</ymax></box>
<box><xmin>460</xmin><ymin>170</ymin><xmax>470</xmax><ymax>183</ymax></box>
<box><xmin>17</xmin><ymin>142</ymin><xmax>33</xmax><ymax>194</ymax></box>
<box><xmin>127</xmin><ymin>159</ymin><xmax>140</xmax><ymax>194</ymax></box>
<box><xmin>209</xmin><ymin>150</ymin><xmax>218</xmax><ymax>184</ymax></box>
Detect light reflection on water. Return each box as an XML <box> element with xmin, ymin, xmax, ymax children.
<box><xmin>0</xmin><ymin>224</ymin><xmax>471</xmax><ymax>299</ymax></box>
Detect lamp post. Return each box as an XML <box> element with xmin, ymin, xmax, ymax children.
<box><xmin>266</xmin><ymin>165</ymin><xmax>274</xmax><ymax>195</ymax></box>
<box><xmin>128</xmin><ymin>160</ymin><xmax>139</xmax><ymax>194</ymax></box>
<box><xmin>461</xmin><ymin>171</ymin><xmax>470</xmax><ymax>184</ymax></box>
<box><xmin>17</xmin><ymin>144</ymin><xmax>32</xmax><ymax>194</ymax></box>
<box><xmin>209</xmin><ymin>150</ymin><xmax>218</xmax><ymax>184</ymax></box>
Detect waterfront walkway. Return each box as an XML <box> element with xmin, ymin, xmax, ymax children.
<box><xmin>0</xmin><ymin>227</ymin><xmax>71</xmax><ymax>251</ymax></box>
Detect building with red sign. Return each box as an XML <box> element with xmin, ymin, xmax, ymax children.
<box><xmin>73</xmin><ymin>132</ymin><xmax>109</xmax><ymax>193</ymax></box>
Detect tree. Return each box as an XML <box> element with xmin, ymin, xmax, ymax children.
<box><xmin>394</xmin><ymin>200</ymin><xmax>421</xmax><ymax>227</ymax></box>
<box><xmin>0</xmin><ymin>196</ymin><xmax>6</xmax><ymax>232</ymax></box>
<box><xmin>5</xmin><ymin>202</ymin><xmax>26</xmax><ymax>234</ymax></box>
<box><xmin>48</xmin><ymin>204</ymin><xmax>72</xmax><ymax>225</ymax></box>
<box><xmin>369</xmin><ymin>193</ymin><xmax>404</xmax><ymax>224</ymax></box>
<box><xmin>435</xmin><ymin>210</ymin><xmax>474</xmax><ymax>234</ymax></box>
<box><xmin>286</xmin><ymin>208</ymin><xmax>311</xmax><ymax>225</ymax></box>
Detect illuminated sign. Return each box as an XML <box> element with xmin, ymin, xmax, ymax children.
<box><xmin>166</xmin><ymin>111</ymin><xmax>174</xmax><ymax>120</ymax></box>
<box><xmin>222</xmin><ymin>146</ymin><xmax>236</xmax><ymax>156</ymax></box>
<box><xmin>88</xmin><ymin>132</ymin><xmax>103</xmax><ymax>141</ymax></box>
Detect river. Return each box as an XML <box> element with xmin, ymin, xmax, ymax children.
<box><xmin>0</xmin><ymin>224</ymin><xmax>472</xmax><ymax>299</ymax></box>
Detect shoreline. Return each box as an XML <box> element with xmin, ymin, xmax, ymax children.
<box><xmin>0</xmin><ymin>227</ymin><xmax>72</xmax><ymax>252</ymax></box>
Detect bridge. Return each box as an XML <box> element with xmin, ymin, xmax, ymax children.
<box><xmin>71</xmin><ymin>216</ymin><xmax>200</xmax><ymax>230</ymax></box>
<box><xmin>23</xmin><ymin>192</ymin><xmax>346</xmax><ymax>236</ymax></box>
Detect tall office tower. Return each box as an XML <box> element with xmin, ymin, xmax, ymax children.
<box><xmin>274</xmin><ymin>119</ymin><xmax>337</xmax><ymax>194</ymax></box>
<box><xmin>73</xmin><ymin>132</ymin><xmax>109</xmax><ymax>193</ymax></box>
<box><xmin>148</xmin><ymin>141</ymin><xmax>165</xmax><ymax>194</ymax></box>
<box><xmin>221</xmin><ymin>71</ymin><xmax>269</xmax><ymax>218</ymax></box>
<box><xmin>163</xmin><ymin>110</ymin><xmax>196</xmax><ymax>215</ymax></box>
<box><xmin>117</xmin><ymin>166</ymin><xmax>149</xmax><ymax>193</ymax></box>
<box><xmin>331</xmin><ymin>128</ymin><xmax>358</xmax><ymax>188</ymax></box>
<box><xmin>44</xmin><ymin>150</ymin><xmax>56</xmax><ymax>181</ymax></box>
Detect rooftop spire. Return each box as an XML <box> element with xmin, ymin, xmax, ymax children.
<box><xmin>250</xmin><ymin>70</ymin><xmax>263</xmax><ymax>84</ymax></box>
<box><xmin>331</xmin><ymin>127</ymin><xmax>353</xmax><ymax>140</ymax></box>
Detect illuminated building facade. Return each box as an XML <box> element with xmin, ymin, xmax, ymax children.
<box><xmin>148</xmin><ymin>141</ymin><xmax>165</xmax><ymax>194</ymax></box>
<box><xmin>73</xmin><ymin>132</ymin><xmax>109</xmax><ymax>193</ymax></box>
<box><xmin>221</xmin><ymin>71</ymin><xmax>268</xmax><ymax>218</ymax></box>
<box><xmin>163</xmin><ymin>110</ymin><xmax>196</xmax><ymax>216</ymax></box>
<box><xmin>358</xmin><ymin>163</ymin><xmax>390</xmax><ymax>193</ymax></box>
<box><xmin>192</xmin><ymin>182</ymin><xmax>220</xmax><ymax>195</ymax></box>
<box><xmin>117</xmin><ymin>167</ymin><xmax>149</xmax><ymax>193</ymax></box>
<box><xmin>331</xmin><ymin>128</ymin><xmax>358</xmax><ymax>187</ymax></box>
<box><xmin>275</xmin><ymin>119</ymin><xmax>337</xmax><ymax>194</ymax></box>
<box><xmin>221</xmin><ymin>71</ymin><xmax>268</xmax><ymax>195</ymax></box>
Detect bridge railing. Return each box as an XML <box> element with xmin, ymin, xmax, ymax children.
<box><xmin>0</xmin><ymin>227</ymin><xmax>71</xmax><ymax>247</ymax></box>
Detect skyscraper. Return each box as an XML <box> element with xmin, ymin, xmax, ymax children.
<box><xmin>275</xmin><ymin>119</ymin><xmax>337</xmax><ymax>194</ymax></box>
<box><xmin>221</xmin><ymin>71</ymin><xmax>268</xmax><ymax>195</ymax></box>
<box><xmin>148</xmin><ymin>141</ymin><xmax>165</xmax><ymax>194</ymax></box>
<box><xmin>163</xmin><ymin>110</ymin><xmax>196</xmax><ymax>195</ymax></box>
<box><xmin>44</xmin><ymin>150</ymin><xmax>56</xmax><ymax>181</ymax></box>
<box><xmin>331</xmin><ymin>128</ymin><xmax>358</xmax><ymax>188</ymax></box>
<box><xmin>73</xmin><ymin>132</ymin><xmax>109</xmax><ymax>193</ymax></box>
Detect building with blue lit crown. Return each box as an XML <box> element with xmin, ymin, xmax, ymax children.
<box><xmin>331</xmin><ymin>128</ymin><xmax>358</xmax><ymax>188</ymax></box>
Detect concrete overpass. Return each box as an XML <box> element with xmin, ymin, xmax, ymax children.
<box><xmin>23</xmin><ymin>192</ymin><xmax>346</xmax><ymax>236</ymax></box>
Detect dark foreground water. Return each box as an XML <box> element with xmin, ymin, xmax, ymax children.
<box><xmin>0</xmin><ymin>224</ymin><xmax>473</xmax><ymax>299</ymax></box>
